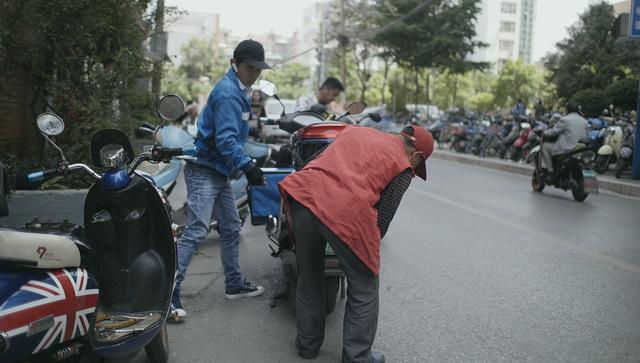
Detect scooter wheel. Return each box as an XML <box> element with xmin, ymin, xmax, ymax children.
<box><xmin>145</xmin><ymin>324</ymin><xmax>169</xmax><ymax>363</ymax></box>
<box><xmin>531</xmin><ymin>170</ymin><xmax>545</xmax><ymax>192</ymax></box>
<box><xmin>615</xmin><ymin>160</ymin><xmax>627</xmax><ymax>179</ymax></box>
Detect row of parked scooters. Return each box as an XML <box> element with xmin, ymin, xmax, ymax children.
<box><xmin>428</xmin><ymin>113</ymin><xmax>636</xmax><ymax>179</ymax></box>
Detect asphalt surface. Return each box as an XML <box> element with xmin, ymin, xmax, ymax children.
<box><xmin>2</xmin><ymin>157</ymin><xmax>639</xmax><ymax>362</ymax></box>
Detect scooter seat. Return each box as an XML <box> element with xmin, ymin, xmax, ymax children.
<box><xmin>572</xmin><ymin>143</ymin><xmax>586</xmax><ymax>151</ymax></box>
<box><xmin>137</xmin><ymin>160</ymin><xmax>172</xmax><ymax>176</ymax></box>
<box><xmin>0</xmin><ymin>227</ymin><xmax>81</xmax><ymax>268</ymax></box>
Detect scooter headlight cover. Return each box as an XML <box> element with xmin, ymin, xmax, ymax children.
<box><xmin>99</xmin><ymin>144</ymin><xmax>128</xmax><ymax>169</ymax></box>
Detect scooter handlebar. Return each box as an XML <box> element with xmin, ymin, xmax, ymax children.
<box><xmin>149</xmin><ymin>145</ymin><xmax>197</xmax><ymax>161</ymax></box>
<box><xmin>142</xmin><ymin>121</ymin><xmax>157</xmax><ymax>130</ymax></box>
<box><xmin>14</xmin><ymin>168</ymin><xmax>60</xmax><ymax>190</ymax></box>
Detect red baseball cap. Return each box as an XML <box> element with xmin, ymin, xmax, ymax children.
<box><xmin>401</xmin><ymin>125</ymin><xmax>434</xmax><ymax>180</ymax></box>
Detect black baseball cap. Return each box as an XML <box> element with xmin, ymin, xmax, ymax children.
<box><xmin>233</xmin><ymin>39</ymin><xmax>272</xmax><ymax>70</ymax></box>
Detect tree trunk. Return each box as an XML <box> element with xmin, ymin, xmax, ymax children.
<box><xmin>403</xmin><ymin>70</ymin><xmax>408</xmax><ymax>110</ymax></box>
<box><xmin>414</xmin><ymin>67</ymin><xmax>420</xmax><ymax>106</ymax></box>
<box><xmin>381</xmin><ymin>58</ymin><xmax>390</xmax><ymax>105</ymax></box>
<box><xmin>340</xmin><ymin>0</ymin><xmax>347</xmax><ymax>98</ymax></box>
<box><xmin>452</xmin><ymin>75</ymin><xmax>458</xmax><ymax>107</ymax></box>
<box><xmin>425</xmin><ymin>71</ymin><xmax>430</xmax><ymax>104</ymax></box>
<box><xmin>151</xmin><ymin>0</ymin><xmax>165</xmax><ymax>97</ymax></box>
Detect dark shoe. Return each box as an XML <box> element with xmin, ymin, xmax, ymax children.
<box><xmin>295</xmin><ymin>334</ymin><xmax>321</xmax><ymax>359</ymax></box>
<box><xmin>296</xmin><ymin>348</ymin><xmax>319</xmax><ymax>360</ymax></box>
<box><xmin>225</xmin><ymin>280</ymin><xmax>265</xmax><ymax>300</ymax></box>
<box><xmin>371</xmin><ymin>351</ymin><xmax>385</xmax><ymax>363</ymax></box>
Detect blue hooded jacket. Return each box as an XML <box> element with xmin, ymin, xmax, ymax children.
<box><xmin>194</xmin><ymin>68</ymin><xmax>252</xmax><ymax>176</ymax></box>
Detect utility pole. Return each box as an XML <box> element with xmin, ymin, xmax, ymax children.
<box><xmin>629</xmin><ymin>0</ymin><xmax>640</xmax><ymax>179</ymax></box>
<box><xmin>151</xmin><ymin>0</ymin><xmax>166</xmax><ymax>97</ymax></box>
<box><xmin>320</xmin><ymin>15</ymin><xmax>327</xmax><ymax>85</ymax></box>
<box><xmin>340</xmin><ymin>0</ymin><xmax>347</xmax><ymax>98</ymax></box>
<box><xmin>633</xmin><ymin>77</ymin><xmax>640</xmax><ymax>179</ymax></box>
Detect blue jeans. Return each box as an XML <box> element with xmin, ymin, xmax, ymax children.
<box><xmin>175</xmin><ymin>162</ymin><xmax>243</xmax><ymax>294</ymax></box>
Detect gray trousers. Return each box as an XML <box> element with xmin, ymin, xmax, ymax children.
<box><xmin>289</xmin><ymin>199</ymin><xmax>379</xmax><ymax>363</ymax></box>
<box><xmin>541</xmin><ymin>141</ymin><xmax>555</xmax><ymax>172</ymax></box>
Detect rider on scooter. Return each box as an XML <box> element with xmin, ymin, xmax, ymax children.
<box><xmin>540</xmin><ymin>102</ymin><xmax>589</xmax><ymax>182</ymax></box>
<box><xmin>295</xmin><ymin>77</ymin><xmax>344</xmax><ymax>113</ymax></box>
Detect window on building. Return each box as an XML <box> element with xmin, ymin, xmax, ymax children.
<box><xmin>501</xmin><ymin>2</ymin><xmax>516</xmax><ymax>14</ymax></box>
<box><xmin>497</xmin><ymin>58</ymin><xmax>509</xmax><ymax>72</ymax></box>
<box><xmin>499</xmin><ymin>40</ymin><xmax>514</xmax><ymax>52</ymax></box>
<box><xmin>500</xmin><ymin>21</ymin><xmax>516</xmax><ymax>32</ymax></box>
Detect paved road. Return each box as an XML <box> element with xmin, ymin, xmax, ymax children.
<box><xmin>3</xmin><ymin>158</ymin><xmax>639</xmax><ymax>362</ymax></box>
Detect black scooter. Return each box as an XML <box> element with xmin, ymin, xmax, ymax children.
<box><xmin>0</xmin><ymin>95</ymin><xmax>194</xmax><ymax>362</ymax></box>
<box><xmin>529</xmin><ymin>132</ymin><xmax>598</xmax><ymax>202</ymax></box>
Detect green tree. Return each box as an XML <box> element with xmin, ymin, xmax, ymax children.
<box><xmin>322</xmin><ymin>0</ymin><xmax>383</xmax><ymax>100</ymax></box>
<box><xmin>569</xmin><ymin>89</ymin><xmax>611</xmax><ymax>117</ymax></box>
<box><xmin>493</xmin><ymin>60</ymin><xmax>542</xmax><ymax>108</ymax></box>
<box><xmin>372</xmin><ymin>0</ymin><xmax>487</xmax><ymax>94</ymax></box>
<box><xmin>266</xmin><ymin>63</ymin><xmax>311</xmax><ymax>99</ymax></box>
<box><xmin>162</xmin><ymin>38</ymin><xmax>229</xmax><ymax>101</ymax></box>
<box><xmin>605</xmin><ymin>78</ymin><xmax>638</xmax><ymax>113</ymax></box>
<box><xmin>0</xmin><ymin>0</ymin><xmax>161</xmax><ymax>186</ymax></box>
<box><xmin>545</xmin><ymin>2</ymin><xmax>639</xmax><ymax>100</ymax></box>
<box><xmin>469</xmin><ymin>92</ymin><xmax>496</xmax><ymax>113</ymax></box>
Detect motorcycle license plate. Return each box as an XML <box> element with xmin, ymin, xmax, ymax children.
<box><xmin>582</xmin><ymin>170</ymin><xmax>598</xmax><ymax>194</ymax></box>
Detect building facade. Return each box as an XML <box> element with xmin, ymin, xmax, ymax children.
<box><xmin>165</xmin><ymin>12</ymin><xmax>221</xmax><ymax>66</ymax></box>
<box><xmin>468</xmin><ymin>0</ymin><xmax>537</xmax><ymax>72</ymax></box>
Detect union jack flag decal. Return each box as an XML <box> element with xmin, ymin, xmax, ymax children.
<box><xmin>0</xmin><ymin>268</ymin><xmax>99</xmax><ymax>355</ymax></box>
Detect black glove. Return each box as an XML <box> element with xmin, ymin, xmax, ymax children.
<box><xmin>244</xmin><ymin>163</ymin><xmax>266</xmax><ymax>186</ymax></box>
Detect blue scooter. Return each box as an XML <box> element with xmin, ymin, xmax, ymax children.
<box><xmin>135</xmin><ymin>115</ymin><xmax>276</xmax><ymax>233</ymax></box>
<box><xmin>0</xmin><ymin>95</ymin><xmax>195</xmax><ymax>362</ymax></box>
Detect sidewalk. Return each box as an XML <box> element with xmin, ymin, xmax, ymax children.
<box><xmin>432</xmin><ymin>148</ymin><xmax>640</xmax><ymax>198</ymax></box>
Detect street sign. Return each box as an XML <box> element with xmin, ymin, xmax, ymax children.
<box><xmin>630</xmin><ymin>0</ymin><xmax>640</xmax><ymax>38</ymax></box>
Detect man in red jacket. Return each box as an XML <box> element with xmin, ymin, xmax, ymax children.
<box><xmin>279</xmin><ymin>125</ymin><xmax>434</xmax><ymax>363</ymax></box>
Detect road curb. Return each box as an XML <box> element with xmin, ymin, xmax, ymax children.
<box><xmin>432</xmin><ymin>149</ymin><xmax>640</xmax><ymax>198</ymax></box>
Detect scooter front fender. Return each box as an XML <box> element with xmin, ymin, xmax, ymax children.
<box><xmin>597</xmin><ymin>144</ymin><xmax>614</xmax><ymax>156</ymax></box>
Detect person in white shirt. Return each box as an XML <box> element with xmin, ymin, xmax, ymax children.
<box><xmin>295</xmin><ymin>77</ymin><xmax>344</xmax><ymax>112</ymax></box>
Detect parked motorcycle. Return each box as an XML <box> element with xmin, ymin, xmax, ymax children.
<box><xmin>450</xmin><ymin>123</ymin><xmax>472</xmax><ymax>153</ymax></box>
<box><xmin>478</xmin><ymin>122</ymin><xmax>506</xmax><ymax>158</ymax></box>
<box><xmin>427</xmin><ymin>119</ymin><xmax>448</xmax><ymax>147</ymax></box>
<box><xmin>530</xmin><ymin>132</ymin><xmax>598</xmax><ymax>201</ymax></box>
<box><xmin>507</xmin><ymin>122</ymin><xmax>532</xmax><ymax>162</ymax></box>
<box><xmin>594</xmin><ymin>122</ymin><xmax>625</xmax><ymax>174</ymax></box>
<box><xmin>469</xmin><ymin>120</ymin><xmax>491</xmax><ymax>156</ymax></box>
<box><xmin>522</xmin><ymin>121</ymin><xmax>548</xmax><ymax>163</ymax></box>
<box><xmin>501</xmin><ymin>122</ymin><xmax>529</xmax><ymax>160</ymax></box>
<box><xmin>0</xmin><ymin>95</ymin><xmax>195</xmax><ymax>362</ymax></box>
<box><xmin>615</xmin><ymin>125</ymin><xmax>635</xmax><ymax>179</ymax></box>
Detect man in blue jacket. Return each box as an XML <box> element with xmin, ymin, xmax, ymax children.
<box><xmin>171</xmin><ymin>40</ymin><xmax>270</xmax><ymax>319</ymax></box>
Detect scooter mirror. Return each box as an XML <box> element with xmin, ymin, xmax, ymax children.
<box><xmin>346</xmin><ymin>102</ymin><xmax>367</xmax><ymax>115</ymax></box>
<box><xmin>158</xmin><ymin>94</ymin><xmax>186</xmax><ymax>122</ymax></box>
<box><xmin>257</xmin><ymin>80</ymin><xmax>278</xmax><ymax>97</ymax></box>
<box><xmin>36</xmin><ymin>113</ymin><xmax>65</xmax><ymax>136</ymax></box>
